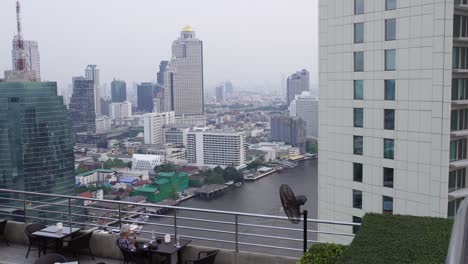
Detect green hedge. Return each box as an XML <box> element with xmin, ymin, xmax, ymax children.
<box><xmin>338</xmin><ymin>213</ymin><xmax>453</xmax><ymax>264</ymax></box>
<box><xmin>298</xmin><ymin>243</ymin><xmax>347</xmax><ymax>264</ymax></box>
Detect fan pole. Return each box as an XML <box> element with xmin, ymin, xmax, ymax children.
<box><xmin>303</xmin><ymin>209</ymin><xmax>308</xmax><ymax>252</ymax></box>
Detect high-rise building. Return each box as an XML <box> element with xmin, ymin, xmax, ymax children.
<box><xmin>0</xmin><ymin>1</ymin><xmax>75</xmax><ymax>203</ymax></box>
<box><xmin>11</xmin><ymin>38</ymin><xmax>40</xmax><ymax>81</ymax></box>
<box><xmin>186</xmin><ymin>128</ymin><xmax>246</xmax><ymax>168</ymax></box>
<box><xmin>318</xmin><ymin>0</ymin><xmax>462</xmax><ymax>243</ymax></box>
<box><xmin>153</xmin><ymin>84</ymin><xmax>165</xmax><ymax>113</ymax></box>
<box><xmin>143</xmin><ymin>111</ymin><xmax>176</xmax><ymax>145</ymax></box>
<box><xmin>157</xmin><ymin>60</ymin><xmax>169</xmax><ymax>86</ymax></box>
<box><xmin>270</xmin><ymin>115</ymin><xmax>306</xmax><ymax>153</ymax></box>
<box><xmin>137</xmin><ymin>82</ymin><xmax>154</xmax><ymax>113</ymax></box>
<box><xmin>111</xmin><ymin>79</ymin><xmax>127</xmax><ymax>102</ymax></box>
<box><xmin>85</xmin><ymin>65</ymin><xmax>101</xmax><ymax>116</ymax></box>
<box><xmin>0</xmin><ymin>80</ymin><xmax>76</xmax><ymax>199</ymax></box>
<box><xmin>109</xmin><ymin>101</ymin><xmax>132</xmax><ymax>120</ymax></box>
<box><xmin>100</xmin><ymin>98</ymin><xmax>111</xmax><ymax>116</ymax></box>
<box><xmin>165</xmin><ymin>26</ymin><xmax>204</xmax><ymax>116</ymax></box>
<box><xmin>69</xmin><ymin>77</ymin><xmax>96</xmax><ymax>133</ymax></box>
<box><xmin>289</xmin><ymin>91</ymin><xmax>318</xmax><ymax>140</ymax></box>
<box><xmin>215</xmin><ymin>85</ymin><xmax>224</xmax><ymax>102</ymax></box>
<box><xmin>225</xmin><ymin>81</ymin><xmax>233</xmax><ymax>98</ymax></box>
<box><xmin>286</xmin><ymin>69</ymin><xmax>309</xmax><ymax>106</ymax></box>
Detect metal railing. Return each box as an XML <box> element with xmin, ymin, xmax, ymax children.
<box><xmin>0</xmin><ymin>188</ymin><xmax>359</xmax><ymax>258</ymax></box>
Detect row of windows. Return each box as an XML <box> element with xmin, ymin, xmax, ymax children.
<box><xmin>450</xmin><ymin>138</ymin><xmax>467</xmax><ymax>162</ymax></box>
<box><xmin>353</xmin><ymin>108</ymin><xmax>394</xmax><ymax>130</ymax></box>
<box><xmin>384</xmin><ymin>138</ymin><xmax>395</xmax><ymax>159</ymax></box>
<box><xmin>453</xmin><ymin>47</ymin><xmax>468</xmax><ymax>69</ymax></box>
<box><xmin>452</xmin><ymin>79</ymin><xmax>468</xmax><ymax>101</ymax></box>
<box><xmin>354</xmin><ymin>80</ymin><xmax>395</xmax><ymax>100</ymax></box>
<box><xmin>354</xmin><ymin>50</ymin><xmax>396</xmax><ymax>72</ymax></box>
<box><xmin>450</xmin><ymin>109</ymin><xmax>468</xmax><ymax>131</ymax></box>
<box><xmin>354</xmin><ymin>19</ymin><xmax>396</xmax><ymax>43</ymax></box>
<box><xmin>448</xmin><ymin>198</ymin><xmax>464</xmax><ymax>218</ymax></box>
<box><xmin>354</xmin><ymin>0</ymin><xmax>396</xmax><ymax>15</ymax></box>
<box><xmin>353</xmin><ymin>163</ymin><xmax>394</xmax><ymax>188</ymax></box>
<box><xmin>352</xmin><ymin>190</ymin><xmax>394</xmax><ymax>214</ymax></box>
<box><xmin>449</xmin><ymin>168</ymin><xmax>466</xmax><ymax>193</ymax></box>
<box><xmin>454</xmin><ymin>15</ymin><xmax>468</xmax><ymax>38</ymax></box>
<box><xmin>353</xmin><ymin>136</ymin><xmax>394</xmax><ymax>159</ymax></box>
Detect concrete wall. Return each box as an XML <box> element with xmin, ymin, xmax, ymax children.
<box><xmin>3</xmin><ymin>221</ymin><xmax>297</xmax><ymax>264</ymax></box>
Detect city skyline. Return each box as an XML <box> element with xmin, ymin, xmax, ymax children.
<box><xmin>0</xmin><ymin>0</ymin><xmax>318</xmax><ymax>92</ymax></box>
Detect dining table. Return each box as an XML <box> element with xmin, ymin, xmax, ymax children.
<box><xmin>32</xmin><ymin>225</ymin><xmax>82</xmax><ymax>254</ymax></box>
<box><xmin>139</xmin><ymin>237</ymin><xmax>192</xmax><ymax>264</ymax></box>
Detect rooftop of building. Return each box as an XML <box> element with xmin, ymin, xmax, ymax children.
<box><xmin>132</xmin><ymin>154</ymin><xmax>162</xmax><ymax>160</ymax></box>
<box><xmin>76</xmin><ymin>169</ymin><xmax>115</xmax><ymax>177</ymax></box>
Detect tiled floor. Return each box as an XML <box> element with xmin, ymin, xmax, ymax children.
<box><xmin>0</xmin><ymin>244</ymin><xmax>121</xmax><ymax>264</ymax></box>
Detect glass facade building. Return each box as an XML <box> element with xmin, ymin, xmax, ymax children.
<box><xmin>0</xmin><ymin>81</ymin><xmax>75</xmax><ymax>206</ymax></box>
<box><xmin>111</xmin><ymin>79</ymin><xmax>127</xmax><ymax>103</ymax></box>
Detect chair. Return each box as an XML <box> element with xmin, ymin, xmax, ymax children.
<box><xmin>63</xmin><ymin>230</ymin><xmax>95</xmax><ymax>260</ymax></box>
<box><xmin>118</xmin><ymin>247</ymin><xmax>148</xmax><ymax>264</ymax></box>
<box><xmin>185</xmin><ymin>250</ymin><xmax>220</xmax><ymax>264</ymax></box>
<box><xmin>25</xmin><ymin>223</ymin><xmax>46</xmax><ymax>258</ymax></box>
<box><xmin>0</xmin><ymin>220</ymin><xmax>9</xmax><ymax>246</ymax></box>
<box><xmin>34</xmin><ymin>253</ymin><xmax>67</xmax><ymax>264</ymax></box>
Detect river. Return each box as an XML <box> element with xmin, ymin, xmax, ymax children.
<box><xmin>181</xmin><ymin>159</ymin><xmax>317</xmax><ymax>218</ymax></box>
<box><xmin>142</xmin><ymin>159</ymin><xmax>318</xmax><ymax>258</ymax></box>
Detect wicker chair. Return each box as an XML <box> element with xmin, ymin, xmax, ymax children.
<box><xmin>24</xmin><ymin>223</ymin><xmax>46</xmax><ymax>258</ymax></box>
<box><xmin>63</xmin><ymin>231</ymin><xmax>95</xmax><ymax>260</ymax></box>
<box><xmin>34</xmin><ymin>253</ymin><xmax>67</xmax><ymax>264</ymax></box>
<box><xmin>0</xmin><ymin>220</ymin><xmax>9</xmax><ymax>246</ymax></box>
<box><xmin>185</xmin><ymin>250</ymin><xmax>220</xmax><ymax>264</ymax></box>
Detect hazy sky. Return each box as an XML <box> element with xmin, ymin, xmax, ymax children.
<box><xmin>0</xmin><ymin>0</ymin><xmax>318</xmax><ymax>92</ymax></box>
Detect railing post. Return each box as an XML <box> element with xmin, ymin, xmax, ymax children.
<box><xmin>23</xmin><ymin>195</ymin><xmax>27</xmax><ymax>224</ymax></box>
<box><xmin>68</xmin><ymin>198</ymin><xmax>72</xmax><ymax>229</ymax></box>
<box><xmin>174</xmin><ymin>209</ymin><xmax>177</xmax><ymax>239</ymax></box>
<box><xmin>118</xmin><ymin>203</ymin><xmax>122</xmax><ymax>229</ymax></box>
<box><xmin>235</xmin><ymin>215</ymin><xmax>239</xmax><ymax>253</ymax></box>
<box><xmin>303</xmin><ymin>210</ymin><xmax>308</xmax><ymax>253</ymax></box>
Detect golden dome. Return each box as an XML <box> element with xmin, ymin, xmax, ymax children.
<box><xmin>182</xmin><ymin>25</ymin><xmax>194</xmax><ymax>32</ymax></box>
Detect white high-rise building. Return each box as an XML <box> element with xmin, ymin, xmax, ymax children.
<box><xmin>290</xmin><ymin>91</ymin><xmax>318</xmax><ymax>140</ymax></box>
<box><xmin>109</xmin><ymin>101</ymin><xmax>132</xmax><ymax>120</ymax></box>
<box><xmin>165</xmin><ymin>26</ymin><xmax>204</xmax><ymax>117</ymax></box>
<box><xmin>11</xmin><ymin>38</ymin><xmax>40</xmax><ymax>80</ymax></box>
<box><xmin>143</xmin><ymin>111</ymin><xmax>176</xmax><ymax>145</ymax></box>
<box><xmin>85</xmin><ymin>65</ymin><xmax>101</xmax><ymax>116</ymax></box>
<box><xmin>186</xmin><ymin>128</ymin><xmax>246</xmax><ymax>168</ymax></box>
<box><xmin>318</xmin><ymin>0</ymin><xmax>464</xmax><ymax>244</ymax></box>
<box><xmin>286</xmin><ymin>69</ymin><xmax>309</xmax><ymax>105</ymax></box>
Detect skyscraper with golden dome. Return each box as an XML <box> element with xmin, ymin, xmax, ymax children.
<box><xmin>164</xmin><ymin>26</ymin><xmax>204</xmax><ymax>117</ymax></box>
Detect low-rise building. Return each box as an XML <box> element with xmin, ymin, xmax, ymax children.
<box><xmin>115</xmin><ymin>169</ymin><xmax>150</xmax><ymax>182</ymax></box>
<box><xmin>249</xmin><ymin>142</ymin><xmax>300</xmax><ymax>161</ymax></box>
<box><xmin>95</xmin><ymin>116</ymin><xmax>112</xmax><ymax>133</ymax></box>
<box><xmin>75</xmin><ymin>169</ymin><xmax>117</xmax><ymax>186</ymax></box>
<box><xmin>131</xmin><ymin>154</ymin><xmax>163</xmax><ymax>172</ymax></box>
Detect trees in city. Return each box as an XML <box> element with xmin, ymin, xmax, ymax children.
<box><xmin>154</xmin><ymin>163</ymin><xmax>177</xmax><ymax>173</ymax></box>
<box><xmin>103</xmin><ymin>158</ymin><xmax>126</xmax><ymax>169</ymax></box>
